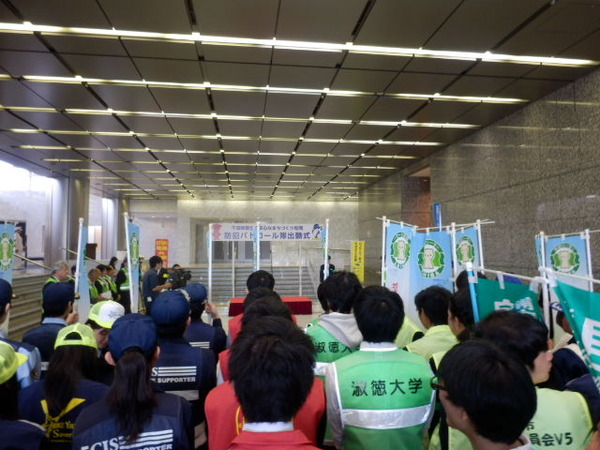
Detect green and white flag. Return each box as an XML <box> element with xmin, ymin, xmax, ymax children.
<box><xmin>474</xmin><ymin>277</ymin><xmax>544</xmax><ymax>322</ymax></box>
<box><xmin>553</xmin><ymin>280</ymin><xmax>600</xmax><ymax>390</ymax></box>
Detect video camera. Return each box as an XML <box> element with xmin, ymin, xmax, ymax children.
<box><xmin>168</xmin><ymin>267</ymin><xmax>192</xmax><ymax>289</ymax></box>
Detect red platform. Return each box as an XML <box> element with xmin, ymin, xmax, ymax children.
<box><xmin>228</xmin><ymin>296</ymin><xmax>313</xmax><ymax>316</ymax></box>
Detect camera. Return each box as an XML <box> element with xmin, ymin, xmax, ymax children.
<box><xmin>168</xmin><ymin>268</ymin><xmax>192</xmax><ymax>289</ymax></box>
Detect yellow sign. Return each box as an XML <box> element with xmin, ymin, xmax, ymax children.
<box><xmin>351</xmin><ymin>241</ymin><xmax>365</xmax><ymax>282</ymax></box>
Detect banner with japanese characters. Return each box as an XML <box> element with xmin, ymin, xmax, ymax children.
<box><xmin>0</xmin><ymin>223</ymin><xmax>15</xmax><ymax>283</ymax></box>
<box><xmin>126</xmin><ymin>221</ymin><xmax>141</xmax><ymax>313</ymax></box>
<box><xmin>384</xmin><ymin>223</ymin><xmax>415</xmax><ymax>311</ymax></box>
<box><xmin>210</xmin><ymin>223</ymin><xmax>325</xmax><ymax>241</ymax></box>
<box><xmin>155</xmin><ymin>239</ymin><xmax>169</xmax><ymax>268</ymax></box>
<box><xmin>410</xmin><ymin>229</ymin><xmax>454</xmax><ymax>299</ymax></box>
<box><xmin>454</xmin><ymin>226</ymin><xmax>480</xmax><ymax>270</ymax></box>
<box><xmin>351</xmin><ymin>241</ymin><xmax>365</xmax><ymax>283</ymax></box>
<box><xmin>474</xmin><ymin>277</ymin><xmax>544</xmax><ymax>322</ymax></box>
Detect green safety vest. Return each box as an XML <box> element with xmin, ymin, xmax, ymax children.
<box><xmin>395</xmin><ymin>316</ymin><xmax>425</xmax><ymax>349</ymax></box>
<box><xmin>306</xmin><ymin>323</ymin><xmax>358</xmax><ymax>377</ymax></box>
<box><xmin>406</xmin><ymin>325</ymin><xmax>457</xmax><ymax>361</ymax></box>
<box><xmin>98</xmin><ymin>276</ymin><xmax>111</xmax><ymax>293</ymax></box>
<box><xmin>89</xmin><ymin>283</ymin><xmax>99</xmax><ymax>302</ymax></box>
<box><xmin>119</xmin><ymin>267</ymin><xmax>130</xmax><ymax>291</ymax></box>
<box><xmin>526</xmin><ymin>388</ymin><xmax>592</xmax><ymax>449</ymax></box>
<box><xmin>429</xmin><ymin>416</ymin><xmax>472</xmax><ymax>450</ymax></box>
<box><xmin>333</xmin><ymin>348</ymin><xmax>435</xmax><ymax>450</ymax></box>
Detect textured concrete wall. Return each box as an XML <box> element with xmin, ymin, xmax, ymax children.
<box><xmin>359</xmin><ymin>67</ymin><xmax>600</xmax><ymax>277</ymax></box>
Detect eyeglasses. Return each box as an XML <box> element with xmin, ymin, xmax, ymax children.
<box><xmin>430</xmin><ymin>376</ymin><xmax>447</xmax><ymax>391</ymax></box>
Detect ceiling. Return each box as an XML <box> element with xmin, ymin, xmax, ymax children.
<box><xmin>0</xmin><ymin>0</ymin><xmax>598</xmax><ymax>202</ymax></box>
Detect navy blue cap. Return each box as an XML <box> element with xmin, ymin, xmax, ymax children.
<box><xmin>42</xmin><ymin>282</ymin><xmax>74</xmax><ymax>309</ymax></box>
<box><xmin>0</xmin><ymin>279</ymin><xmax>12</xmax><ymax>305</ymax></box>
<box><xmin>150</xmin><ymin>290</ymin><xmax>190</xmax><ymax>326</ymax></box>
<box><xmin>183</xmin><ymin>282</ymin><xmax>207</xmax><ymax>304</ymax></box>
<box><xmin>109</xmin><ymin>314</ymin><xmax>157</xmax><ymax>360</ymax></box>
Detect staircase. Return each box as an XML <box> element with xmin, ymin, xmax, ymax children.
<box><xmin>185</xmin><ymin>265</ymin><xmax>317</xmax><ymax>303</ymax></box>
<box><xmin>7</xmin><ymin>274</ymin><xmax>46</xmax><ymax>341</ymax></box>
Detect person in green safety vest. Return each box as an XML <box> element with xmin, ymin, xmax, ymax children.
<box><xmin>436</xmin><ymin>340</ymin><xmax>537</xmax><ymax>450</ymax></box>
<box><xmin>306</xmin><ymin>271</ymin><xmax>363</xmax><ymax>378</ymax></box>
<box><xmin>88</xmin><ymin>268</ymin><xmax>104</xmax><ymax>304</ymax></box>
<box><xmin>325</xmin><ymin>285</ymin><xmax>435</xmax><ymax>450</ymax></box>
<box><xmin>406</xmin><ymin>286</ymin><xmax>457</xmax><ymax>360</ymax></box>
<box><xmin>473</xmin><ymin>311</ymin><xmax>594</xmax><ymax>449</ymax></box>
<box><xmin>42</xmin><ymin>260</ymin><xmax>72</xmax><ymax>292</ymax></box>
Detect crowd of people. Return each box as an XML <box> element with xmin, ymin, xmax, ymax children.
<box><xmin>0</xmin><ymin>256</ymin><xmax>597</xmax><ymax>449</ymax></box>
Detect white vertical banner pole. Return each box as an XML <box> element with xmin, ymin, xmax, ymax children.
<box><xmin>208</xmin><ymin>223</ymin><xmax>213</xmax><ymax>301</ymax></box>
<box><xmin>298</xmin><ymin>242</ymin><xmax>302</xmax><ymax>296</ymax></box>
<box><xmin>380</xmin><ymin>216</ymin><xmax>387</xmax><ymax>286</ymax></box>
<box><xmin>324</xmin><ymin>219</ymin><xmax>330</xmax><ymax>280</ymax></box>
<box><xmin>476</xmin><ymin>219</ymin><xmax>485</xmax><ymax>270</ymax></box>
<box><xmin>124</xmin><ymin>213</ymin><xmax>135</xmax><ymax>313</ymax></box>
<box><xmin>256</xmin><ymin>221</ymin><xmax>261</xmax><ymax>271</ymax></box>
<box><xmin>231</xmin><ymin>241</ymin><xmax>235</xmax><ymax>298</ymax></box>
<box><xmin>539</xmin><ymin>232</ymin><xmax>551</xmax><ymax>330</ymax></box>
<box><xmin>73</xmin><ymin>218</ymin><xmax>84</xmax><ymax>319</ymax></box>
<box><xmin>584</xmin><ymin>229</ymin><xmax>593</xmax><ymax>292</ymax></box>
<box><xmin>450</xmin><ymin>222</ymin><xmax>457</xmax><ymax>287</ymax></box>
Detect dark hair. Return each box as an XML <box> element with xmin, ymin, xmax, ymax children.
<box><xmin>109</xmin><ymin>256</ymin><xmax>118</xmax><ymax>267</ymax></box>
<box><xmin>96</xmin><ymin>264</ymin><xmax>108</xmax><ymax>273</ymax></box>
<box><xmin>42</xmin><ymin>299</ymin><xmax>72</xmax><ymax>318</ymax></box>
<box><xmin>106</xmin><ymin>349</ymin><xmax>157</xmax><ymax>443</ymax></box>
<box><xmin>455</xmin><ymin>270</ymin><xmax>487</xmax><ymax>291</ymax></box>
<box><xmin>0</xmin><ymin>374</ymin><xmax>19</xmax><ymax>420</ymax></box>
<box><xmin>149</xmin><ymin>256</ymin><xmax>163</xmax><ymax>269</ymax></box>
<box><xmin>0</xmin><ymin>300</ymin><xmax>9</xmax><ymax>317</ymax></box>
<box><xmin>246</xmin><ymin>270</ymin><xmax>275</xmax><ymax>291</ymax></box>
<box><xmin>472</xmin><ymin>310</ymin><xmax>548</xmax><ymax>370</ymax></box>
<box><xmin>230</xmin><ymin>316</ymin><xmax>315</xmax><ymax>422</ymax></box>
<box><xmin>319</xmin><ymin>271</ymin><xmax>361</xmax><ymax>313</ymax></box>
<box><xmin>354</xmin><ymin>286</ymin><xmax>404</xmax><ymax>343</ymax></box>
<box><xmin>243</xmin><ymin>287</ymin><xmax>279</xmax><ymax>312</ymax></box>
<box><xmin>190</xmin><ymin>302</ymin><xmax>203</xmax><ymax>321</ymax></box>
<box><xmin>242</xmin><ymin>297</ymin><xmax>293</xmax><ymax>327</ymax></box>
<box><xmin>415</xmin><ymin>286</ymin><xmax>451</xmax><ymax>326</ymax></box>
<box><xmin>438</xmin><ymin>340</ymin><xmax>536</xmax><ymax>444</ymax></box>
<box><xmin>316</xmin><ymin>282</ymin><xmax>329</xmax><ymax>313</ymax></box>
<box><xmin>44</xmin><ymin>338</ymin><xmax>99</xmax><ymax>416</ymax></box>
<box><xmin>448</xmin><ymin>289</ymin><xmax>475</xmax><ymax>341</ymax></box>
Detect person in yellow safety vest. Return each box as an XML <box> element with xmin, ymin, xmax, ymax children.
<box><xmin>88</xmin><ymin>268</ymin><xmax>104</xmax><ymax>304</ymax></box>
<box><xmin>474</xmin><ymin>311</ymin><xmax>593</xmax><ymax>449</ymax></box>
<box><xmin>95</xmin><ymin>265</ymin><xmax>113</xmax><ymax>300</ymax></box>
<box><xmin>436</xmin><ymin>340</ymin><xmax>538</xmax><ymax>450</ymax></box>
<box><xmin>42</xmin><ymin>260</ymin><xmax>72</xmax><ymax>292</ymax></box>
<box><xmin>325</xmin><ymin>285</ymin><xmax>435</xmax><ymax>450</ymax></box>
<box><xmin>406</xmin><ymin>286</ymin><xmax>457</xmax><ymax>360</ymax></box>
<box><xmin>394</xmin><ymin>315</ymin><xmax>424</xmax><ymax>349</ymax></box>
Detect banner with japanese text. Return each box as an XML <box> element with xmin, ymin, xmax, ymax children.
<box><xmin>351</xmin><ymin>241</ymin><xmax>365</xmax><ymax>283</ymax></box>
<box><xmin>410</xmin><ymin>229</ymin><xmax>454</xmax><ymax>299</ymax></box>
<box><xmin>384</xmin><ymin>223</ymin><xmax>415</xmax><ymax>314</ymax></box>
<box><xmin>0</xmin><ymin>223</ymin><xmax>15</xmax><ymax>283</ymax></box>
<box><xmin>454</xmin><ymin>226</ymin><xmax>480</xmax><ymax>270</ymax></box>
<box><xmin>474</xmin><ymin>277</ymin><xmax>544</xmax><ymax>322</ymax></box>
<box><xmin>155</xmin><ymin>239</ymin><xmax>169</xmax><ymax>268</ymax></box>
<box><xmin>126</xmin><ymin>221</ymin><xmax>141</xmax><ymax>313</ymax></box>
<box><xmin>210</xmin><ymin>223</ymin><xmax>325</xmax><ymax>241</ymax></box>
<box><xmin>553</xmin><ymin>280</ymin><xmax>600</xmax><ymax>390</ymax></box>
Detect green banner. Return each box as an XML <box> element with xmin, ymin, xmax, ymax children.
<box><xmin>474</xmin><ymin>278</ymin><xmax>543</xmax><ymax>322</ymax></box>
<box><xmin>553</xmin><ymin>280</ymin><xmax>600</xmax><ymax>390</ymax></box>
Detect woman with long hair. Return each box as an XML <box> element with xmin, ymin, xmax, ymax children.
<box><xmin>19</xmin><ymin>323</ymin><xmax>107</xmax><ymax>449</ymax></box>
<box><xmin>73</xmin><ymin>314</ymin><xmax>193</xmax><ymax>449</ymax></box>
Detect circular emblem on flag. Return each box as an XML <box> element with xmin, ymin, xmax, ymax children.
<box><xmin>417</xmin><ymin>239</ymin><xmax>445</xmax><ymax>278</ymax></box>
<box><xmin>550</xmin><ymin>243</ymin><xmax>580</xmax><ymax>274</ymax></box>
<box><xmin>130</xmin><ymin>232</ymin><xmax>140</xmax><ymax>269</ymax></box>
<box><xmin>456</xmin><ymin>236</ymin><xmax>475</xmax><ymax>265</ymax></box>
<box><xmin>390</xmin><ymin>232</ymin><xmax>411</xmax><ymax>269</ymax></box>
<box><xmin>0</xmin><ymin>232</ymin><xmax>15</xmax><ymax>271</ymax></box>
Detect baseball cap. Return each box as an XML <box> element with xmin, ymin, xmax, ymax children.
<box><xmin>43</xmin><ymin>282</ymin><xmax>75</xmax><ymax>309</ymax></box>
<box><xmin>54</xmin><ymin>323</ymin><xmax>98</xmax><ymax>350</ymax></box>
<box><xmin>150</xmin><ymin>290</ymin><xmax>190</xmax><ymax>326</ymax></box>
<box><xmin>109</xmin><ymin>314</ymin><xmax>157</xmax><ymax>361</ymax></box>
<box><xmin>0</xmin><ymin>341</ymin><xmax>27</xmax><ymax>385</ymax></box>
<box><xmin>0</xmin><ymin>279</ymin><xmax>12</xmax><ymax>304</ymax></box>
<box><xmin>88</xmin><ymin>301</ymin><xmax>125</xmax><ymax>329</ymax></box>
<box><xmin>183</xmin><ymin>283</ymin><xmax>207</xmax><ymax>304</ymax></box>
